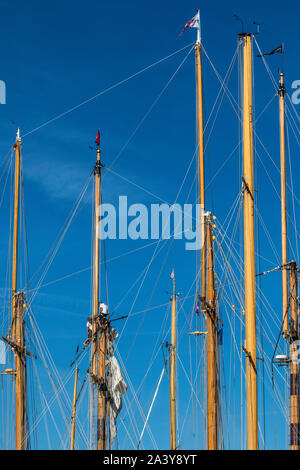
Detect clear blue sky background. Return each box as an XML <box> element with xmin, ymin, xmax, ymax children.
<box><xmin>0</xmin><ymin>0</ymin><xmax>299</xmax><ymax>450</ymax></box>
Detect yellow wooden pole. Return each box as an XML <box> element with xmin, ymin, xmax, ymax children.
<box><xmin>195</xmin><ymin>39</ymin><xmax>206</xmax><ymax>310</ymax></box>
<box><xmin>278</xmin><ymin>73</ymin><xmax>289</xmax><ymax>337</ymax></box>
<box><xmin>241</xmin><ymin>33</ymin><xmax>258</xmax><ymax>450</ymax></box>
<box><xmin>206</xmin><ymin>214</ymin><xmax>218</xmax><ymax>449</ymax></box>
<box><xmin>91</xmin><ymin>145</ymin><xmax>107</xmax><ymax>450</ymax></box>
<box><xmin>170</xmin><ymin>272</ymin><xmax>177</xmax><ymax>450</ymax></box>
<box><xmin>289</xmin><ymin>262</ymin><xmax>299</xmax><ymax>450</ymax></box>
<box><xmin>92</xmin><ymin>149</ymin><xmax>101</xmax><ymax>379</ymax></box>
<box><xmin>11</xmin><ymin>130</ymin><xmax>21</xmax><ymax>343</ymax></box>
<box><xmin>11</xmin><ymin>130</ymin><xmax>27</xmax><ymax>450</ymax></box>
<box><xmin>70</xmin><ymin>365</ymin><xmax>79</xmax><ymax>450</ymax></box>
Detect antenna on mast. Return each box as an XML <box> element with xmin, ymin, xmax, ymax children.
<box><xmin>253</xmin><ymin>21</ymin><xmax>263</xmax><ymax>34</ymax></box>
<box><xmin>234</xmin><ymin>14</ymin><xmax>245</xmax><ymax>33</ymax></box>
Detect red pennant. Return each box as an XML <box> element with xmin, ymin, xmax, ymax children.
<box><xmin>196</xmin><ymin>301</ymin><xmax>199</xmax><ymax>315</ymax></box>
<box><xmin>95</xmin><ymin>129</ymin><xmax>100</xmax><ymax>146</ymax></box>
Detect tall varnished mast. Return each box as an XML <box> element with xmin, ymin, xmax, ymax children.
<box><xmin>11</xmin><ymin>130</ymin><xmax>21</xmax><ymax>344</ymax></box>
<box><xmin>194</xmin><ymin>12</ymin><xmax>219</xmax><ymax>450</ymax></box>
<box><xmin>193</xmin><ymin>11</ymin><xmax>219</xmax><ymax>449</ymax></box>
<box><xmin>91</xmin><ymin>133</ymin><xmax>106</xmax><ymax>450</ymax></box>
<box><xmin>278</xmin><ymin>72</ymin><xmax>300</xmax><ymax>450</ymax></box>
<box><xmin>278</xmin><ymin>73</ymin><xmax>289</xmax><ymax>338</ymax></box>
<box><xmin>241</xmin><ymin>33</ymin><xmax>258</xmax><ymax>450</ymax></box>
<box><xmin>195</xmin><ymin>11</ymin><xmax>206</xmax><ymax>309</ymax></box>
<box><xmin>11</xmin><ymin>129</ymin><xmax>28</xmax><ymax>450</ymax></box>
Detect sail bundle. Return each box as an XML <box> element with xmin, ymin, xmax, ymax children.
<box><xmin>106</xmin><ymin>328</ymin><xmax>127</xmax><ymax>448</ymax></box>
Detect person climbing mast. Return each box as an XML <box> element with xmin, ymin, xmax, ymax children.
<box><xmin>83</xmin><ymin>317</ymin><xmax>93</xmax><ymax>346</ymax></box>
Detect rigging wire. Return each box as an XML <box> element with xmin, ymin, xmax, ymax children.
<box><xmin>20</xmin><ymin>44</ymin><xmax>194</xmax><ymax>140</ymax></box>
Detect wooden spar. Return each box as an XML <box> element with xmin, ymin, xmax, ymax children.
<box><xmin>11</xmin><ymin>130</ymin><xmax>21</xmax><ymax>344</ymax></box>
<box><xmin>90</xmin><ymin>147</ymin><xmax>99</xmax><ymax>448</ymax></box>
<box><xmin>91</xmin><ymin>144</ymin><xmax>107</xmax><ymax>450</ymax></box>
<box><xmin>278</xmin><ymin>73</ymin><xmax>289</xmax><ymax>338</ymax></box>
<box><xmin>170</xmin><ymin>271</ymin><xmax>177</xmax><ymax>450</ymax></box>
<box><xmin>278</xmin><ymin>73</ymin><xmax>300</xmax><ymax>450</ymax></box>
<box><xmin>206</xmin><ymin>214</ymin><xmax>218</xmax><ymax>449</ymax></box>
<box><xmin>92</xmin><ymin>149</ymin><xmax>101</xmax><ymax>380</ymax></box>
<box><xmin>195</xmin><ymin>17</ymin><xmax>219</xmax><ymax>448</ymax></box>
<box><xmin>10</xmin><ymin>130</ymin><xmax>28</xmax><ymax>450</ymax></box>
<box><xmin>70</xmin><ymin>365</ymin><xmax>79</xmax><ymax>450</ymax></box>
<box><xmin>289</xmin><ymin>262</ymin><xmax>299</xmax><ymax>450</ymax></box>
<box><xmin>195</xmin><ymin>30</ymin><xmax>206</xmax><ymax>311</ymax></box>
<box><xmin>241</xmin><ymin>33</ymin><xmax>258</xmax><ymax>450</ymax></box>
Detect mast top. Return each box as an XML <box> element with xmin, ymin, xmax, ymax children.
<box><xmin>180</xmin><ymin>10</ymin><xmax>201</xmax><ymax>45</ymax></box>
<box><xmin>196</xmin><ymin>9</ymin><xmax>201</xmax><ymax>45</ymax></box>
<box><xmin>279</xmin><ymin>71</ymin><xmax>285</xmax><ymax>96</ymax></box>
<box><xmin>16</xmin><ymin>128</ymin><xmax>21</xmax><ymax>143</ymax></box>
<box><xmin>170</xmin><ymin>268</ymin><xmax>176</xmax><ymax>297</ymax></box>
<box><xmin>238</xmin><ymin>32</ymin><xmax>253</xmax><ymax>38</ymax></box>
<box><xmin>94</xmin><ymin>128</ymin><xmax>102</xmax><ymax>167</ymax></box>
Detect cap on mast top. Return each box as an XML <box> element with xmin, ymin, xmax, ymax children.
<box><xmin>196</xmin><ymin>10</ymin><xmax>201</xmax><ymax>45</ymax></box>
<box><xmin>16</xmin><ymin>128</ymin><xmax>21</xmax><ymax>142</ymax></box>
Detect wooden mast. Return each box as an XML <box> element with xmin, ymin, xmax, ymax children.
<box><xmin>11</xmin><ymin>130</ymin><xmax>21</xmax><ymax>344</ymax></box>
<box><xmin>91</xmin><ymin>141</ymin><xmax>107</xmax><ymax>450</ymax></box>
<box><xmin>289</xmin><ymin>261</ymin><xmax>300</xmax><ymax>450</ymax></box>
<box><xmin>195</xmin><ymin>11</ymin><xmax>206</xmax><ymax>310</ymax></box>
<box><xmin>206</xmin><ymin>214</ymin><xmax>218</xmax><ymax>449</ymax></box>
<box><xmin>70</xmin><ymin>365</ymin><xmax>78</xmax><ymax>450</ymax></box>
<box><xmin>170</xmin><ymin>271</ymin><xmax>177</xmax><ymax>450</ymax></box>
<box><xmin>194</xmin><ymin>13</ymin><xmax>219</xmax><ymax>449</ymax></box>
<box><xmin>241</xmin><ymin>33</ymin><xmax>258</xmax><ymax>450</ymax></box>
<box><xmin>278</xmin><ymin>73</ymin><xmax>289</xmax><ymax>338</ymax></box>
<box><xmin>92</xmin><ymin>148</ymin><xmax>100</xmax><ymax>383</ymax></box>
<box><xmin>11</xmin><ymin>130</ymin><xmax>28</xmax><ymax>450</ymax></box>
<box><xmin>278</xmin><ymin>73</ymin><xmax>300</xmax><ymax>450</ymax></box>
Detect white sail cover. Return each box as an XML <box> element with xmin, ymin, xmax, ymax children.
<box><xmin>107</xmin><ymin>355</ymin><xmax>127</xmax><ymax>447</ymax></box>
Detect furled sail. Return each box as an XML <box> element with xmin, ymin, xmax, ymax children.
<box><xmin>106</xmin><ymin>328</ymin><xmax>127</xmax><ymax>447</ymax></box>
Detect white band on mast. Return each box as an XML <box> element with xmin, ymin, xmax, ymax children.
<box><xmin>196</xmin><ymin>10</ymin><xmax>201</xmax><ymax>44</ymax></box>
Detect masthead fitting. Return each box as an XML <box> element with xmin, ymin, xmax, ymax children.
<box><xmin>196</xmin><ymin>10</ymin><xmax>201</xmax><ymax>45</ymax></box>
<box><xmin>180</xmin><ymin>10</ymin><xmax>201</xmax><ymax>43</ymax></box>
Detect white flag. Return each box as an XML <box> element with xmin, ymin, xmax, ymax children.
<box><xmin>179</xmin><ymin>11</ymin><xmax>200</xmax><ymax>36</ymax></box>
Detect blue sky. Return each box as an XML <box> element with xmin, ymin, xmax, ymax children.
<box><xmin>0</xmin><ymin>0</ymin><xmax>299</xmax><ymax>450</ymax></box>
